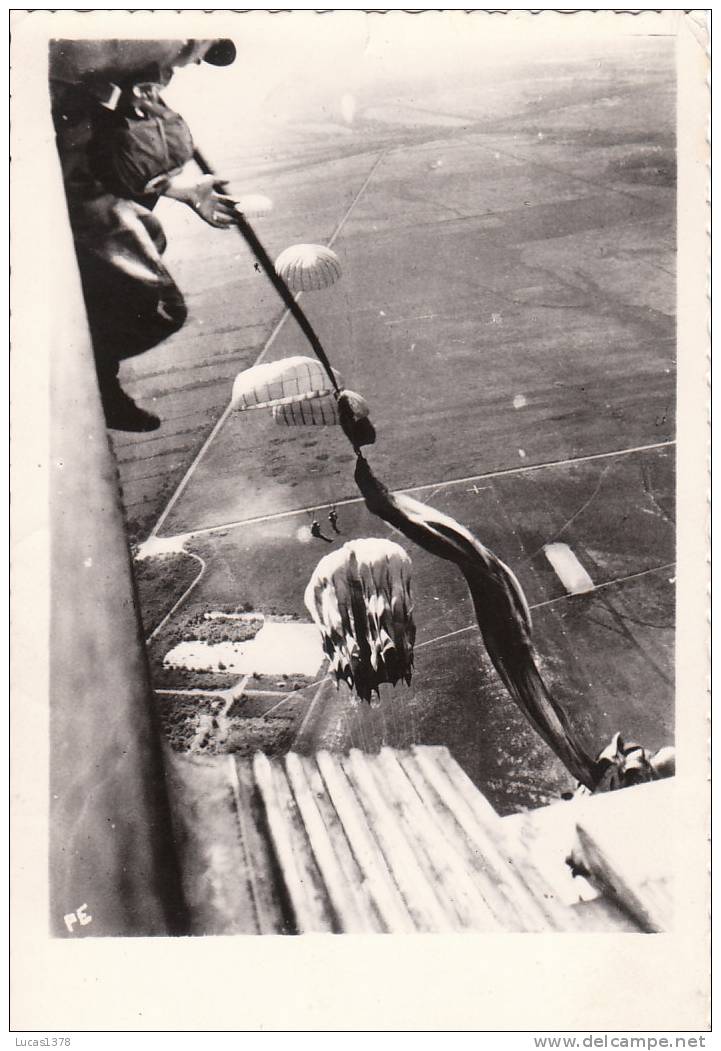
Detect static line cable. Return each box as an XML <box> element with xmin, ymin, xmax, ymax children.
<box><xmin>193</xmin><ymin>147</ymin><xmax>341</xmax><ymax>395</ymax></box>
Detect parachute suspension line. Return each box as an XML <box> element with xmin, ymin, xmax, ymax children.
<box><xmin>348</xmin><ymin>703</ymin><xmax>358</xmax><ymax>751</ymax></box>
<box><xmin>355</xmin><ymin>706</ymin><xmax>366</xmax><ymax>753</ymax></box>
<box><xmin>348</xmin><ymin>691</ymin><xmax>364</xmax><ymax>752</ymax></box>
<box><xmin>348</xmin><ymin>577</ymin><xmax>371</xmax><ymax>754</ymax></box>
<box><xmin>407</xmin><ymin>693</ymin><xmax>418</xmax><ymax>744</ymax></box>
<box><xmin>405</xmin><ymin>688</ymin><xmax>415</xmax><ymax>747</ymax></box>
<box><xmin>378</xmin><ymin>696</ymin><xmax>389</xmax><ymax>747</ymax></box>
<box><xmin>396</xmin><ymin>697</ymin><xmax>404</xmax><ymax>746</ymax></box>
<box><xmin>359</xmin><ymin>711</ymin><xmax>370</xmax><ymax>753</ymax></box>
<box><xmin>193</xmin><ymin>148</ymin><xmax>341</xmax><ymax>396</ymax></box>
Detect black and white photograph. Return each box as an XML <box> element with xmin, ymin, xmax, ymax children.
<box><xmin>10</xmin><ymin>7</ymin><xmax>709</xmax><ymax>1033</ymax></box>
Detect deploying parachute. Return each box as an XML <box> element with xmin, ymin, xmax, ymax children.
<box><xmin>231</xmin><ymin>356</ymin><xmax>341</xmax><ymax>413</ymax></box>
<box><xmin>272</xmin><ymin>388</ymin><xmax>371</xmax><ymax>428</ymax></box>
<box><xmin>271</xmin><ymin>395</ymin><xmax>339</xmax><ymax>427</ymax></box>
<box><xmin>304</xmin><ymin>538</ymin><xmax>415</xmax><ymax>703</ymax></box>
<box><xmin>231</xmin><ymin>358</ymin><xmax>376</xmax><ymax>443</ymax></box>
<box><xmin>275</xmin><ymin>243</ymin><xmax>342</xmax><ymax>291</ymax></box>
<box><xmin>234</xmin><ymin>194</ymin><xmax>273</xmax><ymax>219</ymax></box>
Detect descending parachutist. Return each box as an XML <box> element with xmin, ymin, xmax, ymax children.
<box><xmin>310</xmin><ymin>520</ymin><xmax>332</xmax><ymax>543</ymax></box>
<box><xmin>275</xmin><ymin>243</ymin><xmax>342</xmax><ymax>292</ymax></box>
<box><xmin>328</xmin><ymin>507</ymin><xmax>341</xmax><ymax>534</ymax></box>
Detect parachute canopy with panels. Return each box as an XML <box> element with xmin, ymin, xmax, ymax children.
<box><xmin>231</xmin><ymin>355</ymin><xmax>342</xmax><ymax>413</ymax></box>
<box><xmin>234</xmin><ymin>194</ymin><xmax>273</xmax><ymax>219</ymax></box>
<box><xmin>304</xmin><ymin>538</ymin><xmax>416</xmax><ymax>703</ymax></box>
<box><xmin>231</xmin><ymin>356</ymin><xmax>373</xmax><ymax>431</ymax></box>
<box><xmin>275</xmin><ymin>243</ymin><xmax>342</xmax><ymax>292</ymax></box>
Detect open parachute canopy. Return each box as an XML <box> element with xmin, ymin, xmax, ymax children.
<box><xmin>304</xmin><ymin>538</ymin><xmax>415</xmax><ymax>703</ymax></box>
<box><xmin>271</xmin><ymin>395</ymin><xmax>338</xmax><ymax>427</ymax></box>
<box><xmin>231</xmin><ymin>356</ymin><xmax>342</xmax><ymax>413</ymax></box>
<box><xmin>231</xmin><ymin>358</ymin><xmax>374</xmax><ymax>438</ymax></box>
<box><xmin>234</xmin><ymin>194</ymin><xmax>273</xmax><ymax>219</ymax></box>
<box><xmin>272</xmin><ymin>387</ymin><xmax>371</xmax><ymax>429</ymax></box>
<box><xmin>275</xmin><ymin>243</ymin><xmax>342</xmax><ymax>292</ymax></box>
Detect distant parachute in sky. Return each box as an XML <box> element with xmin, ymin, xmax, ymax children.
<box><xmin>275</xmin><ymin>244</ymin><xmax>342</xmax><ymax>291</ymax></box>
<box><xmin>304</xmin><ymin>538</ymin><xmax>415</xmax><ymax>703</ymax></box>
<box><xmin>234</xmin><ymin>194</ymin><xmax>273</xmax><ymax>218</ymax></box>
<box><xmin>231</xmin><ymin>356</ymin><xmax>342</xmax><ymax>413</ymax></box>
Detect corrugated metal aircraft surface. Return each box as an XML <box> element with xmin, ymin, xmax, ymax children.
<box><xmin>166</xmin><ymin>744</ymin><xmax>661</xmax><ymax>935</ymax></box>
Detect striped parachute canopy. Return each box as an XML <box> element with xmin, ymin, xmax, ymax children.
<box><xmin>272</xmin><ymin>388</ymin><xmax>371</xmax><ymax>428</ymax></box>
<box><xmin>304</xmin><ymin>538</ymin><xmax>415</xmax><ymax>703</ymax></box>
<box><xmin>234</xmin><ymin>194</ymin><xmax>273</xmax><ymax>218</ymax></box>
<box><xmin>231</xmin><ymin>356</ymin><xmax>342</xmax><ymax>413</ymax></box>
<box><xmin>271</xmin><ymin>394</ymin><xmax>338</xmax><ymax>427</ymax></box>
<box><xmin>275</xmin><ymin>243</ymin><xmax>342</xmax><ymax>291</ymax></box>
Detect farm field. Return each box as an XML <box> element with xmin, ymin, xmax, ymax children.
<box><xmin>113</xmin><ymin>25</ymin><xmax>676</xmax><ymax>814</ymax></box>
